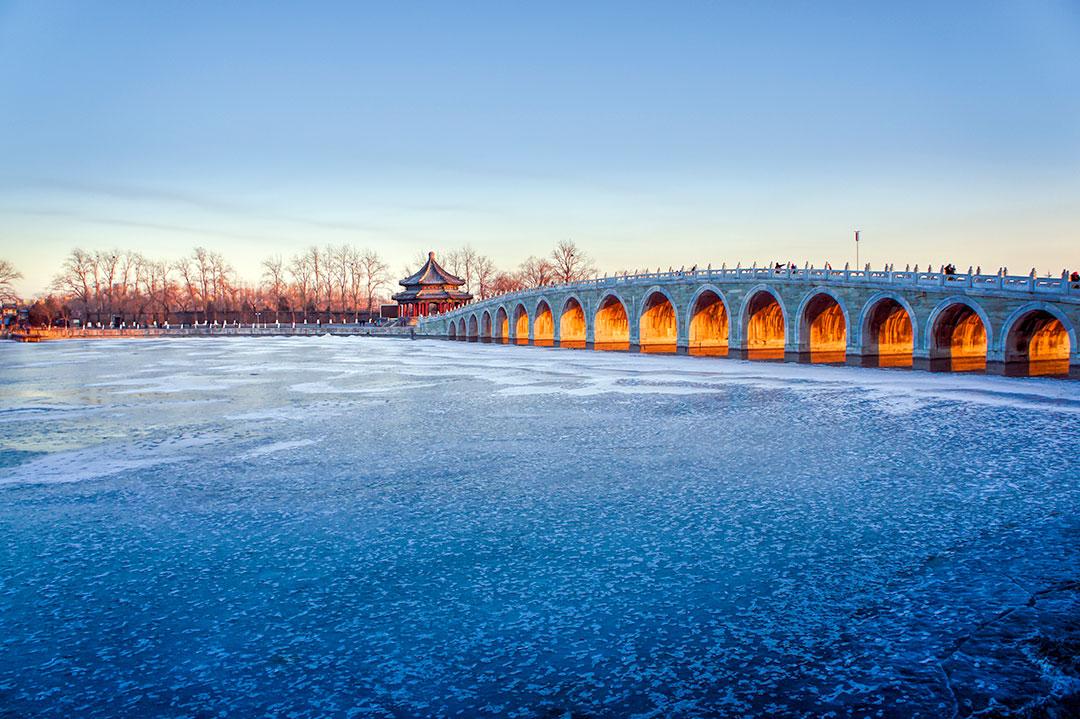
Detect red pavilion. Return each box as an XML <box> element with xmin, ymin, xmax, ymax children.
<box><xmin>393</xmin><ymin>252</ymin><xmax>473</xmax><ymax>321</ymax></box>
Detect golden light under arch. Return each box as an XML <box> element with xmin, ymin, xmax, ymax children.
<box><xmin>689</xmin><ymin>289</ymin><xmax>728</xmax><ymax>356</ymax></box>
<box><xmin>495</xmin><ymin>307</ymin><xmax>509</xmax><ymax>343</ymax></box>
<box><xmin>533</xmin><ymin>300</ymin><xmax>554</xmax><ymax>347</ymax></box>
<box><xmin>1005</xmin><ymin>308</ymin><xmax>1071</xmax><ymax>377</ymax></box>
<box><xmin>744</xmin><ymin>290</ymin><xmax>785</xmax><ymax>360</ymax></box>
<box><xmin>595</xmin><ymin>294</ymin><xmax>629</xmax><ymax>351</ymax></box>
<box><xmin>862</xmin><ymin>297</ymin><xmax>913</xmax><ymax>367</ymax></box>
<box><xmin>800</xmin><ymin>292</ymin><xmax>847</xmax><ymax>364</ymax></box>
<box><xmin>639</xmin><ymin>291</ymin><xmax>677</xmax><ymax>353</ymax></box>
<box><xmin>932</xmin><ymin>302</ymin><xmax>987</xmax><ymax>372</ymax></box>
<box><xmin>560</xmin><ymin>297</ymin><xmax>587</xmax><ymax>349</ymax></box>
<box><xmin>513</xmin><ymin>304</ymin><xmax>529</xmax><ymax>345</ymax></box>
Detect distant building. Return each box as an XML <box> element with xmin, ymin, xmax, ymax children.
<box><xmin>393</xmin><ymin>252</ymin><xmax>472</xmax><ymax>321</ymax></box>
<box><xmin>1</xmin><ymin>304</ymin><xmax>17</xmax><ymax>330</ymax></box>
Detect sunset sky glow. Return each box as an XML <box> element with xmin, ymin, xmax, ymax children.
<box><xmin>2</xmin><ymin>1</ymin><xmax>1079</xmax><ymax>295</ymax></box>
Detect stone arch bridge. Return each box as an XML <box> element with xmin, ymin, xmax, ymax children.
<box><xmin>415</xmin><ymin>267</ymin><xmax>1080</xmax><ymax>378</ymax></box>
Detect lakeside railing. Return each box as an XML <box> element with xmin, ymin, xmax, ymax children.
<box><xmin>3</xmin><ymin>324</ymin><xmax>413</xmax><ymax>341</ymax></box>
<box><xmin>429</xmin><ymin>265</ymin><xmax>1080</xmax><ymax>321</ymax></box>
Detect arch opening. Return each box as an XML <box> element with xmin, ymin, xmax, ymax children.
<box><xmin>560</xmin><ymin>298</ymin><xmax>586</xmax><ymax>349</ymax></box>
<box><xmin>862</xmin><ymin>299</ymin><xmax>913</xmax><ymax>367</ymax></box>
<box><xmin>595</xmin><ymin>295</ymin><xmax>630</xmax><ymax>351</ymax></box>
<box><xmin>533</xmin><ymin>301</ymin><xmax>554</xmax><ymax>347</ymax></box>
<box><xmin>447</xmin><ymin>322</ymin><xmax>457</xmax><ymax>340</ymax></box>
<box><xmin>1005</xmin><ymin>310</ymin><xmax>1071</xmax><ymax>377</ymax></box>
<box><xmin>513</xmin><ymin>305</ymin><xmax>529</xmax><ymax>346</ymax></box>
<box><xmin>690</xmin><ymin>290</ymin><xmax>728</xmax><ymax>356</ymax></box>
<box><xmin>457</xmin><ymin>318</ymin><xmax>466</xmax><ymax>341</ymax></box>
<box><xmin>495</xmin><ymin>307</ymin><xmax>509</xmax><ymax>344</ymax></box>
<box><xmin>931</xmin><ymin>303</ymin><xmax>987</xmax><ymax>372</ymax></box>
<box><xmin>467</xmin><ymin>315</ymin><xmax>479</xmax><ymax>342</ymax></box>
<box><xmin>801</xmin><ymin>293</ymin><xmax>847</xmax><ymax>364</ymax></box>
<box><xmin>481</xmin><ymin>311</ymin><xmax>493</xmax><ymax>343</ymax></box>
<box><xmin>744</xmin><ymin>291</ymin><xmax>785</xmax><ymax>360</ymax></box>
<box><xmin>639</xmin><ymin>292</ymin><xmax>677</xmax><ymax>353</ymax></box>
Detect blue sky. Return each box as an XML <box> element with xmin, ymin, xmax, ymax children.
<box><xmin>2</xmin><ymin>1</ymin><xmax>1078</xmax><ymax>294</ymax></box>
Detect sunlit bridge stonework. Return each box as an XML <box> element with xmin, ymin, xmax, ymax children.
<box><xmin>430</xmin><ymin>265</ymin><xmax>1080</xmax><ymax>378</ymax></box>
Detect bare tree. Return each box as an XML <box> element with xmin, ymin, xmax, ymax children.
<box><xmin>550</xmin><ymin>239</ymin><xmax>595</xmax><ymax>284</ymax></box>
<box><xmin>358</xmin><ymin>248</ymin><xmax>389</xmax><ymax>314</ymax></box>
<box><xmin>173</xmin><ymin>256</ymin><xmax>199</xmax><ymax>320</ymax></box>
<box><xmin>303</xmin><ymin>246</ymin><xmax>326</xmax><ymax>317</ymax></box>
<box><xmin>517</xmin><ymin>256</ymin><xmax>555</xmax><ymax>288</ymax></box>
<box><xmin>141</xmin><ymin>259</ymin><xmax>175</xmax><ymax>324</ymax></box>
<box><xmin>347</xmin><ymin>251</ymin><xmax>367</xmax><ymax>320</ymax></box>
<box><xmin>328</xmin><ymin>244</ymin><xmax>353</xmax><ymax>316</ymax></box>
<box><xmin>261</xmin><ymin>255</ymin><xmax>288</xmax><ymax>322</ymax></box>
<box><xmin>288</xmin><ymin>253</ymin><xmax>313</xmax><ymax>321</ymax></box>
<box><xmin>474</xmin><ymin>254</ymin><xmax>498</xmax><ymax>299</ymax></box>
<box><xmin>490</xmin><ymin>272</ymin><xmax>525</xmax><ymax>295</ymax></box>
<box><xmin>0</xmin><ymin>259</ymin><xmax>23</xmax><ymax>303</ymax></box>
<box><xmin>442</xmin><ymin>245</ymin><xmax>479</xmax><ymax>294</ymax></box>
<box><xmin>52</xmin><ymin>249</ymin><xmax>95</xmax><ymax>321</ymax></box>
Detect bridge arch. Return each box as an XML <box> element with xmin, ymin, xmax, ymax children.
<box><xmin>447</xmin><ymin>321</ymin><xmax>457</xmax><ymax>340</ymax></box>
<box><xmin>739</xmin><ymin>285</ymin><xmax>787</xmax><ymax>360</ymax></box>
<box><xmin>595</xmin><ymin>291</ymin><xmax>630</xmax><ymax>351</ymax></box>
<box><xmin>1000</xmin><ymin>302</ymin><xmax>1074</xmax><ymax>377</ymax></box>
<box><xmin>926</xmin><ymin>296</ymin><xmax>991</xmax><ymax>372</ymax></box>
<box><xmin>467</xmin><ymin>314</ymin><xmax>479</xmax><ymax>342</ymax></box>
<box><xmin>457</xmin><ymin>317</ymin><xmax>467</xmax><ymax>341</ymax></box>
<box><xmin>494</xmin><ymin>306</ymin><xmax>510</xmax><ymax>344</ymax></box>
<box><xmin>533</xmin><ymin>298</ymin><xmax>555</xmax><ymax>346</ymax></box>
<box><xmin>796</xmin><ymin>288</ymin><xmax>850</xmax><ymax>364</ymax></box>
<box><xmin>858</xmin><ymin>292</ymin><xmax>916</xmax><ymax>367</ymax></box>
<box><xmin>687</xmin><ymin>284</ymin><xmax>730</xmax><ymax>356</ymax></box>
<box><xmin>512</xmin><ymin>303</ymin><xmax>529</xmax><ymax>345</ymax></box>
<box><xmin>559</xmin><ymin>294</ymin><xmax>587</xmax><ymax>348</ymax></box>
<box><xmin>638</xmin><ymin>286</ymin><xmax>679</xmax><ymax>353</ymax></box>
<box><xmin>481</xmin><ymin>310</ymin><xmax>493</xmax><ymax>343</ymax></box>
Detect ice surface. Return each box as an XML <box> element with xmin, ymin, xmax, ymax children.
<box><xmin>0</xmin><ymin>336</ymin><xmax>1078</xmax><ymax>718</ymax></box>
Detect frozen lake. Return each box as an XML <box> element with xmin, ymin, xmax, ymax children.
<box><xmin>1</xmin><ymin>336</ymin><xmax>1079</xmax><ymax>718</ymax></box>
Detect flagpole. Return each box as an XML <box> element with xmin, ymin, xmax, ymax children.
<box><xmin>855</xmin><ymin>229</ymin><xmax>860</xmax><ymax>269</ymax></box>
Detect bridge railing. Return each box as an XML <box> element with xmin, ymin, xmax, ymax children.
<box><xmin>427</xmin><ymin>266</ymin><xmax>1079</xmax><ymax>321</ymax></box>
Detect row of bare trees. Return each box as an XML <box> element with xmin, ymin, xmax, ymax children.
<box><xmin>262</xmin><ymin>245</ymin><xmax>389</xmax><ymax>323</ymax></box>
<box><xmin>416</xmin><ymin>240</ymin><xmax>596</xmax><ymax>300</ymax></box>
<box><xmin>8</xmin><ymin>239</ymin><xmax>597</xmax><ymax>327</ymax></box>
<box><xmin>36</xmin><ymin>245</ymin><xmax>393</xmax><ymax>327</ymax></box>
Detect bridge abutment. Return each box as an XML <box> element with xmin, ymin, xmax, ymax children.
<box><xmin>784</xmin><ymin>350</ymin><xmax>812</xmax><ymax>364</ymax></box>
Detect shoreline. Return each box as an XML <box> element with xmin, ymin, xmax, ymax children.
<box><xmin>2</xmin><ymin>325</ymin><xmax>414</xmax><ymax>342</ymax></box>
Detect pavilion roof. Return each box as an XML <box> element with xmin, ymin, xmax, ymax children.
<box><xmin>392</xmin><ymin>287</ymin><xmax>473</xmax><ymax>302</ymax></box>
<box><xmin>399</xmin><ymin>251</ymin><xmax>467</xmax><ymax>288</ymax></box>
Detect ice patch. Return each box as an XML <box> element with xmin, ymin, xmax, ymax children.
<box><xmin>87</xmin><ymin>374</ymin><xmax>267</xmax><ymax>395</ymax></box>
<box><xmin>0</xmin><ymin>404</ymin><xmax>104</xmax><ymax>424</ymax></box>
<box><xmin>0</xmin><ymin>435</ymin><xmax>218</xmax><ymax>487</ymax></box>
<box><xmin>288</xmin><ymin>379</ymin><xmax>438</xmax><ymax>395</ymax></box>
<box><xmin>239</xmin><ymin>439</ymin><xmax>319</xmax><ymax>459</ymax></box>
